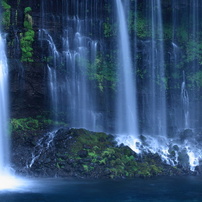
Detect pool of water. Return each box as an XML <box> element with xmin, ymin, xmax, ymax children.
<box><xmin>0</xmin><ymin>176</ymin><xmax>202</xmax><ymax>201</ymax></box>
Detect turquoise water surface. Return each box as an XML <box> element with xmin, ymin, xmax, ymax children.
<box><xmin>0</xmin><ymin>176</ymin><xmax>202</xmax><ymax>202</ymax></box>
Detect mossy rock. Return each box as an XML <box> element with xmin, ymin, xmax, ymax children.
<box><xmin>11</xmin><ymin>127</ymin><xmax>194</xmax><ymax>178</ymax></box>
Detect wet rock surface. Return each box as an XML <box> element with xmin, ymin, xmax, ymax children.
<box><xmin>11</xmin><ymin>128</ymin><xmax>196</xmax><ymax>179</ymax></box>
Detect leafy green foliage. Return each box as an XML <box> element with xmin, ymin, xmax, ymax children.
<box><xmin>163</xmin><ymin>25</ymin><xmax>172</xmax><ymax>40</ymax></box>
<box><xmin>176</xmin><ymin>27</ymin><xmax>189</xmax><ymax>44</ymax></box>
<box><xmin>103</xmin><ymin>22</ymin><xmax>114</xmax><ymax>38</ymax></box>
<box><xmin>136</xmin><ymin>68</ymin><xmax>147</xmax><ymax>79</ymax></box>
<box><xmin>1</xmin><ymin>0</ymin><xmax>10</xmax><ymax>9</ymax></box>
<box><xmin>24</xmin><ymin>7</ymin><xmax>32</xmax><ymax>14</ymax></box>
<box><xmin>103</xmin><ymin>17</ymin><xmax>116</xmax><ymax>38</ymax></box>
<box><xmin>188</xmin><ymin>71</ymin><xmax>202</xmax><ymax>88</ymax></box>
<box><xmin>20</xmin><ymin>8</ymin><xmax>35</xmax><ymax>62</ymax></box>
<box><xmin>10</xmin><ymin>117</ymin><xmax>67</xmax><ymax>132</ymax></box>
<box><xmin>135</xmin><ymin>17</ymin><xmax>150</xmax><ymax>38</ymax></box>
<box><xmin>102</xmin><ymin>3</ymin><xmax>116</xmax><ymax>38</ymax></box>
<box><xmin>87</xmin><ymin>55</ymin><xmax>116</xmax><ymax>91</ymax></box>
<box><xmin>1</xmin><ymin>0</ymin><xmax>11</xmax><ymax>29</ymax></box>
<box><xmin>185</xmin><ymin>41</ymin><xmax>202</xmax><ymax>64</ymax></box>
<box><xmin>129</xmin><ymin>12</ymin><xmax>149</xmax><ymax>39</ymax></box>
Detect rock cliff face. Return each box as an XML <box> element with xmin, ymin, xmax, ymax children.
<box><xmin>6</xmin><ymin>0</ymin><xmax>112</xmax><ymax>123</ymax></box>
<box><xmin>4</xmin><ymin>0</ymin><xmax>202</xmax><ymax>136</ymax></box>
<box><xmin>7</xmin><ymin>0</ymin><xmax>51</xmax><ymax>118</ymax></box>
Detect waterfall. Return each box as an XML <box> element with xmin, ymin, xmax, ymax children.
<box><xmin>181</xmin><ymin>71</ymin><xmax>190</xmax><ymax>129</ymax></box>
<box><xmin>0</xmin><ymin>28</ymin><xmax>31</xmax><ymax>191</ymax></box>
<box><xmin>39</xmin><ymin>0</ymin><xmax>102</xmax><ymax>131</ymax></box>
<box><xmin>149</xmin><ymin>0</ymin><xmax>166</xmax><ymax>136</ymax></box>
<box><xmin>169</xmin><ymin>42</ymin><xmax>182</xmax><ymax>131</ymax></box>
<box><xmin>65</xmin><ymin>30</ymin><xmax>97</xmax><ymax>130</ymax></box>
<box><xmin>143</xmin><ymin>0</ymin><xmax>166</xmax><ymax>136</ymax></box>
<box><xmin>189</xmin><ymin>0</ymin><xmax>200</xmax><ymax>129</ymax></box>
<box><xmin>115</xmin><ymin>0</ymin><xmax>140</xmax><ymax>152</ymax></box>
<box><xmin>4</xmin><ymin>0</ymin><xmax>202</xmax><ymax>174</ymax></box>
<box><xmin>28</xmin><ymin>131</ymin><xmax>57</xmax><ymax>168</ymax></box>
<box><xmin>47</xmin><ymin>65</ymin><xmax>58</xmax><ymax>122</ymax></box>
<box><xmin>0</xmin><ymin>33</ymin><xmax>9</xmax><ymax>173</ymax></box>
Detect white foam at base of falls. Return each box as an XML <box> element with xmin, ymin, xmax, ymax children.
<box><xmin>116</xmin><ymin>133</ymin><xmax>202</xmax><ymax>172</ymax></box>
<box><xmin>115</xmin><ymin>135</ymin><xmax>141</xmax><ymax>154</ymax></box>
<box><xmin>0</xmin><ymin>168</ymin><xmax>33</xmax><ymax>191</ymax></box>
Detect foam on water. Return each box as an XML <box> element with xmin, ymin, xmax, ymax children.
<box><xmin>116</xmin><ymin>133</ymin><xmax>202</xmax><ymax>171</ymax></box>
<box><xmin>116</xmin><ymin>135</ymin><xmax>141</xmax><ymax>154</ymax></box>
<box><xmin>0</xmin><ymin>169</ymin><xmax>34</xmax><ymax>192</ymax></box>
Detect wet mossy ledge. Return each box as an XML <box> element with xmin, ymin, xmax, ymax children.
<box><xmin>10</xmin><ymin>120</ymin><xmax>194</xmax><ymax>179</ymax></box>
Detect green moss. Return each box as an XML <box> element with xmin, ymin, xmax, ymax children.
<box><xmin>102</xmin><ymin>148</ymin><xmax>115</xmax><ymax>158</ymax></box>
<box><xmin>88</xmin><ymin>151</ymin><xmax>98</xmax><ymax>158</ymax></box>
<box><xmin>11</xmin><ymin>118</ymin><xmax>39</xmax><ymax>131</ymax></box>
<box><xmin>137</xmin><ymin>163</ymin><xmax>152</xmax><ymax>177</ymax></box>
<box><xmin>83</xmin><ymin>165</ymin><xmax>88</xmax><ymax>172</ymax></box>
<box><xmin>83</xmin><ymin>164</ymin><xmax>94</xmax><ymax>173</ymax></box>
<box><xmin>62</xmin><ymin>128</ymin><xmax>165</xmax><ymax>178</ymax></box>
<box><xmin>98</xmin><ymin>158</ymin><xmax>106</xmax><ymax>165</ymax></box>
<box><xmin>58</xmin><ymin>158</ymin><xmax>65</xmax><ymax>162</ymax></box>
<box><xmin>10</xmin><ymin>117</ymin><xmax>67</xmax><ymax>132</ymax></box>
<box><xmin>150</xmin><ymin>165</ymin><xmax>163</xmax><ymax>175</ymax></box>
<box><xmin>69</xmin><ymin>129</ymin><xmax>112</xmax><ymax>157</ymax></box>
<box><xmin>109</xmin><ymin>165</ymin><xmax>125</xmax><ymax>177</ymax></box>
<box><xmin>56</xmin><ymin>162</ymin><xmax>61</xmax><ymax>169</ymax></box>
<box><xmin>136</xmin><ymin>163</ymin><xmax>162</xmax><ymax>177</ymax></box>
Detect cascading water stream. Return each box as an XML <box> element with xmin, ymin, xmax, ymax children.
<box><xmin>28</xmin><ymin>131</ymin><xmax>57</xmax><ymax>168</ymax></box>
<box><xmin>113</xmin><ymin>0</ymin><xmax>202</xmax><ymax>170</ymax></box>
<box><xmin>181</xmin><ymin>71</ymin><xmax>190</xmax><ymax>129</ymax></box>
<box><xmin>169</xmin><ymin>42</ymin><xmax>182</xmax><ymax>131</ymax></box>
<box><xmin>47</xmin><ymin>65</ymin><xmax>58</xmax><ymax>122</ymax></box>
<box><xmin>0</xmin><ymin>29</ymin><xmax>32</xmax><ymax>191</ymax></box>
<box><xmin>39</xmin><ymin>0</ymin><xmax>102</xmax><ymax>131</ymax></box>
<box><xmin>115</xmin><ymin>0</ymin><xmax>140</xmax><ymax>153</ymax></box>
<box><xmin>146</xmin><ymin>0</ymin><xmax>166</xmax><ymax>137</ymax></box>
<box><xmin>189</xmin><ymin>0</ymin><xmax>200</xmax><ymax>129</ymax></box>
<box><xmin>0</xmin><ymin>32</ymin><xmax>9</xmax><ymax>174</ymax></box>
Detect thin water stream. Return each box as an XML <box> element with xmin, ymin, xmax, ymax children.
<box><xmin>115</xmin><ymin>0</ymin><xmax>140</xmax><ymax>153</ymax></box>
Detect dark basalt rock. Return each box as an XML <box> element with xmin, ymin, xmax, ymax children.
<box><xmin>11</xmin><ymin>127</ymin><xmax>196</xmax><ymax>179</ymax></box>
<box><xmin>78</xmin><ymin>150</ymin><xmax>88</xmax><ymax>158</ymax></box>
